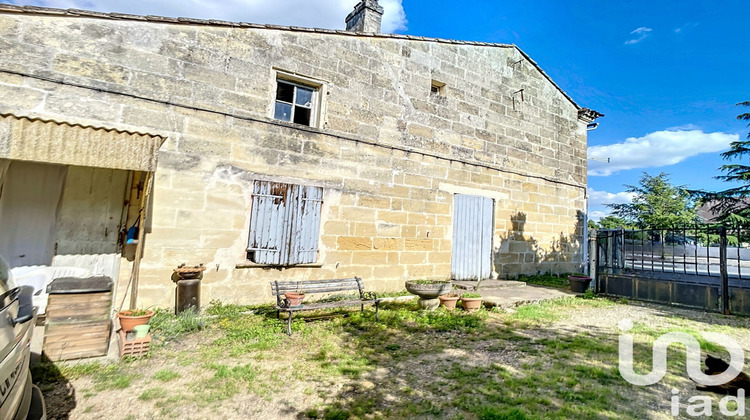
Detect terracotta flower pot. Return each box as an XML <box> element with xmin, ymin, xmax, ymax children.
<box><xmin>568</xmin><ymin>275</ymin><xmax>592</xmax><ymax>293</ymax></box>
<box><xmin>439</xmin><ymin>295</ymin><xmax>459</xmax><ymax>310</ymax></box>
<box><xmin>461</xmin><ymin>297</ymin><xmax>483</xmax><ymax>312</ymax></box>
<box><xmin>117</xmin><ymin>309</ymin><xmax>155</xmax><ymax>332</ymax></box>
<box><xmin>284</xmin><ymin>292</ymin><xmax>306</xmax><ymax>307</ymax></box>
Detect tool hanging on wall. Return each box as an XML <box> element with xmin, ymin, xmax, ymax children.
<box><xmin>126</xmin><ymin>215</ymin><xmax>140</xmax><ymax>245</ymax></box>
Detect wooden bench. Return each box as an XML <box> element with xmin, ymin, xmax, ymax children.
<box><xmin>271</xmin><ymin>277</ymin><xmax>380</xmax><ymax>335</ymax></box>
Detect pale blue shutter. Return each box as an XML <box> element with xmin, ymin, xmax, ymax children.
<box><xmin>248</xmin><ymin>181</ymin><xmax>291</xmax><ymax>265</ymax></box>
<box><xmin>288</xmin><ymin>185</ymin><xmax>323</xmax><ymax>264</ymax></box>
<box><xmin>248</xmin><ymin>181</ymin><xmax>322</xmax><ymax>265</ymax></box>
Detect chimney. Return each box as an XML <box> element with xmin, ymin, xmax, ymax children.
<box><xmin>345</xmin><ymin>0</ymin><xmax>384</xmax><ymax>33</ymax></box>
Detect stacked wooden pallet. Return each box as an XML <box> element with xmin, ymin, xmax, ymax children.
<box><xmin>42</xmin><ymin>276</ymin><xmax>113</xmax><ymax>361</ymax></box>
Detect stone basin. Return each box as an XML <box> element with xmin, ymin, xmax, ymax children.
<box><xmin>405</xmin><ymin>280</ymin><xmax>452</xmax><ymax>300</ymax></box>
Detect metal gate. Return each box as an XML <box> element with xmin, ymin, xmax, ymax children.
<box><xmin>451</xmin><ymin>194</ymin><xmax>494</xmax><ymax>280</ymax></box>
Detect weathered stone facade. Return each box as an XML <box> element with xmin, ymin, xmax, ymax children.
<box><xmin>0</xmin><ymin>5</ymin><xmax>595</xmax><ymax>307</ymax></box>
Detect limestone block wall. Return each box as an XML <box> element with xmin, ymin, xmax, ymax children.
<box><xmin>0</xmin><ymin>11</ymin><xmax>589</xmax><ymax>307</ymax></box>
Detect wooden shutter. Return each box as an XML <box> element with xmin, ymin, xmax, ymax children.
<box><xmin>248</xmin><ymin>181</ymin><xmax>322</xmax><ymax>265</ymax></box>
<box><xmin>288</xmin><ymin>185</ymin><xmax>323</xmax><ymax>264</ymax></box>
<box><xmin>248</xmin><ymin>181</ymin><xmax>290</xmax><ymax>265</ymax></box>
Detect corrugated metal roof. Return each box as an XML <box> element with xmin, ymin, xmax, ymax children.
<box><xmin>0</xmin><ymin>113</ymin><xmax>166</xmax><ymax>139</ymax></box>
<box><xmin>0</xmin><ymin>113</ymin><xmax>165</xmax><ymax>171</ymax></box>
<box><xmin>0</xmin><ymin>4</ymin><xmax>583</xmax><ymax>110</ymax></box>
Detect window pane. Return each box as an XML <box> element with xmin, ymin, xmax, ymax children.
<box><xmin>295</xmin><ymin>87</ymin><xmax>314</xmax><ymax>107</ymax></box>
<box><xmin>293</xmin><ymin>106</ymin><xmax>311</xmax><ymax>125</ymax></box>
<box><xmin>276</xmin><ymin>81</ymin><xmax>294</xmax><ymax>103</ymax></box>
<box><xmin>274</xmin><ymin>102</ymin><xmax>292</xmax><ymax>122</ymax></box>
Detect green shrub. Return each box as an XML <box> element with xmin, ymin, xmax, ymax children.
<box><xmin>150</xmin><ymin>308</ymin><xmax>205</xmax><ymax>342</ymax></box>
<box><xmin>518</xmin><ymin>273</ymin><xmax>570</xmax><ymax>288</ymax></box>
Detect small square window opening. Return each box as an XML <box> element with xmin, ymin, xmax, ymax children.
<box><xmin>274</xmin><ymin>78</ymin><xmax>319</xmax><ymax>127</ymax></box>
<box><xmin>431</xmin><ymin>80</ymin><xmax>446</xmax><ymax>96</ymax></box>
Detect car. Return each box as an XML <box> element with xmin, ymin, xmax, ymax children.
<box><xmin>0</xmin><ymin>255</ymin><xmax>46</xmax><ymax>420</ymax></box>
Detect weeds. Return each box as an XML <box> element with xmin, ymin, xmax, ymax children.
<box><xmin>153</xmin><ymin>369</ymin><xmax>180</xmax><ymax>382</ymax></box>
<box><xmin>91</xmin><ymin>365</ymin><xmax>134</xmax><ymax>391</ymax></box>
<box><xmin>150</xmin><ymin>308</ymin><xmax>205</xmax><ymax>343</ymax></box>
<box><xmin>138</xmin><ymin>387</ymin><xmax>167</xmax><ymax>401</ymax></box>
<box><xmin>518</xmin><ymin>273</ymin><xmax>571</xmax><ymax>288</ymax></box>
<box><xmin>205</xmin><ymin>300</ymin><xmax>254</xmax><ymax>318</ymax></box>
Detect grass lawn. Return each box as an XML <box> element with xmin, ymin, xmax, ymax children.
<box><xmin>33</xmin><ymin>297</ymin><xmax>750</xmax><ymax>419</ymax></box>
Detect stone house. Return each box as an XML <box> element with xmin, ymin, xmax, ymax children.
<box><xmin>0</xmin><ymin>1</ymin><xmax>600</xmax><ymax>308</ymax></box>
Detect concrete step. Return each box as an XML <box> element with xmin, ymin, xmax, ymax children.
<box><xmin>453</xmin><ymin>280</ymin><xmax>527</xmax><ymax>291</ymax></box>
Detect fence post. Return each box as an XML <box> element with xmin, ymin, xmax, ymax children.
<box><xmin>613</xmin><ymin>228</ymin><xmax>625</xmax><ymax>273</ymax></box>
<box><xmin>719</xmin><ymin>226</ymin><xmax>730</xmax><ymax>315</ymax></box>
<box><xmin>589</xmin><ymin>229</ymin><xmax>598</xmax><ymax>292</ymax></box>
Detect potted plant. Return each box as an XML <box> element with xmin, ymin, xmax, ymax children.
<box><xmin>460</xmin><ymin>292</ymin><xmax>483</xmax><ymax>312</ymax></box>
<box><xmin>284</xmin><ymin>286</ymin><xmax>306</xmax><ymax>307</ymax></box>
<box><xmin>567</xmin><ymin>275</ymin><xmax>592</xmax><ymax>293</ymax></box>
<box><xmin>438</xmin><ymin>288</ymin><xmax>460</xmax><ymax>310</ymax></box>
<box><xmin>117</xmin><ymin>308</ymin><xmax>155</xmax><ymax>332</ymax></box>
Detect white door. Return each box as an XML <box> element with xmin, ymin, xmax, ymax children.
<box><xmin>451</xmin><ymin>194</ymin><xmax>494</xmax><ymax>281</ymax></box>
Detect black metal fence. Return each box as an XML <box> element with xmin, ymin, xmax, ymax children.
<box><xmin>593</xmin><ymin>225</ymin><xmax>750</xmax><ymax>315</ymax></box>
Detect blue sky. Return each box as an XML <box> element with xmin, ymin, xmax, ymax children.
<box><xmin>404</xmin><ymin>0</ymin><xmax>750</xmax><ymax>220</ymax></box>
<box><xmin>5</xmin><ymin>0</ymin><xmax>750</xmax><ymax>220</ymax></box>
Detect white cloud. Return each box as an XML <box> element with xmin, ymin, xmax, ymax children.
<box><xmin>589</xmin><ymin>188</ymin><xmax>634</xmax><ymax>207</ymax></box>
<box><xmin>624</xmin><ymin>26</ymin><xmax>652</xmax><ymax>45</ymax></box>
<box><xmin>588</xmin><ymin>129</ymin><xmax>737</xmax><ymax>176</ymax></box>
<box><xmin>588</xmin><ymin>210</ymin><xmax>608</xmax><ymax>222</ymax></box>
<box><xmin>10</xmin><ymin>0</ymin><xmax>408</xmax><ymax>33</ymax></box>
<box><xmin>587</xmin><ymin>189</ymin><xmax>633</xmax><ymax>221</ymax></box>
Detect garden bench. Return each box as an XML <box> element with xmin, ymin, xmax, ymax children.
<box><xmin>271</xmin><ymin>277</ymin><xmax>380</xmax><ymax>335</ymax></box>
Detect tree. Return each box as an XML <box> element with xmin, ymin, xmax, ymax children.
<box><xmin>606</xmin><ymin>172</ymin><xmax>697</xmax><ymax>228</ymax></box>
<box><xmin>700</xmin><ymin>101</ymin><xmax>750</xmax><ymax>223</ymax></box>
<box><xmin>597</xmin><ymin>215</ymin><xmax>631</xmax><ymax>230</ymax></box>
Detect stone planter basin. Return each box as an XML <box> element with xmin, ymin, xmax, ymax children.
<box><xmin>405</xmin><ymin>280</ymin><xmax>452</xmax><ymax>299</ymax></box>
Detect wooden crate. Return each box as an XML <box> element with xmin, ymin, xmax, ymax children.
<box><xmin>43</xmin><ymin>287</ymin><xmax>114</xmax><ymax>361</ymax></box>
<box><xmin>45</xmin><ymin>292</ymin><xmax>112</xmax><ymax>323</ymax></box>
<box><xmin>118</xmin><ymin>330</ymin><xmax>151</xmax><ymax>358</ymax></box>
<box><xmin>43</xmin><ymin>319</ymin><xmax>112</xmax><ymax>361</ymax></box>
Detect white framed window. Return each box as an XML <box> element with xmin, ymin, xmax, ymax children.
<box><xmin>272</xmin><ymin>71</ymin><xmax>325</xmax><ymax>128</ymax></box>
<box><xmin>247</xmin><ymin>180</ymin><xmax>323</xmax><ymax>266</ymax></box>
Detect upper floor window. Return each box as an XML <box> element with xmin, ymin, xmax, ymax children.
<box><xmin>272</xmin><ymin>71</ymin><xmax>325</xmax><ymax>128</ymax></box>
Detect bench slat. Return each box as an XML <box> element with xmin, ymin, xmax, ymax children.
<box><xmin>281</xmin><ymin>284</ymin><xmax>358</xmax><ymax>292</ymax></box>
<box><xmin>274</xmin><ymin>278</ymin><xmax>359</xmax><ymax>286</ymax></box>
<box><xmin>272</xmin><ymin>282</ymin><xmax>359</xmax><ymax>292</ymax></box>
<box><xmin>275</xmin><ymin>299</ymin><xmax>375</xmax><ymax>312</ymax></box>
<box><xmin>270</xmin><ymin>278</ymin><xmax>363</xmax><ymax>296</ymax></box>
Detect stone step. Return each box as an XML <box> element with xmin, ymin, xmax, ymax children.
<box><xmin>452</xmin><ymin>280</ymin><xmax>527</xmax><ymax>291</ymax></box>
